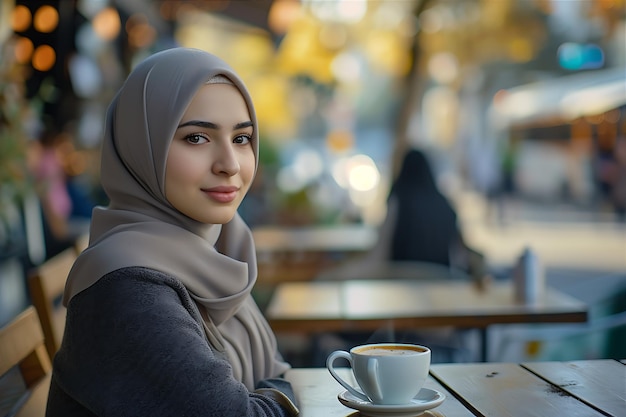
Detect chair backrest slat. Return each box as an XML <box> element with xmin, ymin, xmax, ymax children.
<box><xmin>28</xmin><ymin>247</ymin><xmax>77</xmax><ymax>359</ymax></box>
<box><xmin>0</xmin><ymin>306</ymin><xmax>52</xmax><ymax>381</ymax></box>
<box><xmin>0</xmin><ymin>306</ymin><xmax>53</xmax><ymax>417</ymax></box>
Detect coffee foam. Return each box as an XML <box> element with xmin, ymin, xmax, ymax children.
<box><xmin>355</xmin><ymin>345</ymin><xmax>427</xmax><ymax>356</ymax></box>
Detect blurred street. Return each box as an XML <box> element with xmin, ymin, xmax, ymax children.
<box><xmin>455</xmin><ymin>191</ymin><xmax>626</xmax><ymax>273</ymax></box>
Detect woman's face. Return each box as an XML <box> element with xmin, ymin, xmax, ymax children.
<box><xmin>165</xmin><ymin>82</ymin><xmax>256</xmax><ymax>224</ymax></box>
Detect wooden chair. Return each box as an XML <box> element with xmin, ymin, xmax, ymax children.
<box><xmin>28</xmin><ymin>247</ymin><xmax>77</xmax><ymax>360</ymax></box>
<box><xmin>0</xmin><ymin>306</ymin><xmax>52</xmax><ymax>417</ymax></box>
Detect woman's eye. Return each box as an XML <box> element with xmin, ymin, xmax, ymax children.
<box><xmin>185</xmin><ymin>134</ymin><xmax>209</xmax><ymax>145</ymax></box>
<box><xmin>234</xmin><ymin>134</ymin><xmax>251</xmax><ymax>145</ymax></box>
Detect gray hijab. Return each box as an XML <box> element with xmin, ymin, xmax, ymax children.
<box><xmin>63</xmin><ymin>48</ymin><xmax>289</xmax><ymax>389</ymax></box>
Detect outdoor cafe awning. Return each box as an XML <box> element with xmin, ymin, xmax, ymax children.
<box><xmin>490</xmin><ymin>66</ymin><xmax>626</xmax><ymax>130</ymax></box>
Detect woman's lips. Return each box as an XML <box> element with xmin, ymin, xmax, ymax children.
<box><xmin>202</xmin><ymin>186</ymin><xmax>239</xmax><ymax>203</ymax></box>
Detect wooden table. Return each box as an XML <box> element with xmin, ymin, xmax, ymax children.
<box><xmin>266</xmin><ymin>280</ymin><xmax>588</xmax><ymax>361</ymax></box>
<box><xmin>285</xmin><ymin>359</ymin><xmax>626</xmax><ymax>416</ymax></box>
<box><xmin>253</xmin><ymin>226</ymin><xmax>378</xmax><ymax>286</ymax></box>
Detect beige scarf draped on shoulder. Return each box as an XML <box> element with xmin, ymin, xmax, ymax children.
<box><xmin>63</xmin><ymin>48</ymin><xmax>290</xmax><ymax>390</ymax></box>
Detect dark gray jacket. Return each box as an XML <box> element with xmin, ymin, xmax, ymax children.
<box><xmin>46</xmin><ymin>267</ymin><xmax>298</xmax><ymax>416</ymax></box>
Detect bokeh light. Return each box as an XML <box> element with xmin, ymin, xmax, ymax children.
<box><xmin>11</xmin><ymin>5</ymin><xmax>31</xmax><ymax>32</ymax></box>
<box><xmin>326</xmin><ymin>130</ymin><xmax>354</xmax><ymax>154</ymax></box>
<box><xmin>126</xmin><ymin>13</ymin><xmax>156</xmax><ymax>49</ymax></box>
<box><xmin>32</xmin><ymin>44</ymin><xmax>56</xmax><ymax>71</ymax></box>
<box><xmin>332</xmin><ymin>154</ymin><xmax>380</xmax><ymax>193</ymax></box>
<box><xmin>276</xmin><ymin>149</ymin><xmax>324</xmax><ymax>193</ymax></box>
<box><xmin>331</xmin><ymin>52</ymin><xmax>362</xmax><ymax>84</ymax></box>
<box><xmin>93</xmin><ymin>7</ymin><xmax>121</xmax><ymax>41</ymax></box>
<box><xmin>428</xmin><ymin>52</ymin><xmax>458</xmax><ymax>84</ymax></box>
<box><xmin>13</xmin><ymin>36</ymin><xmax>34</xmax><ymax>64</ymax></box>
<box><xmin>308</xmin><ymin>0</ymin><xmax>367</xmax><ymax>23</ymax></box>
<box><xmin>347</xmin><ymin>154</ymin><xmax>380</xmax><ymax>192</ymax></box>
<box><xmin>68</xmin><ymin>54</ymin><xmax>102</xmax><ymax>98</ymax></box>
<box><xmin>268</xmin><ymin>0</ymin><xmax>301</xmax><ymax>35</ymax></box>
<box><xmin>33</xmin><ymin>5</ymin><xmax>59</xmax><ymax>33</ymax></box>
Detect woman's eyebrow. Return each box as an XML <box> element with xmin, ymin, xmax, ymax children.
<box><xmin>178</xmin><ymin>120</ymin><xmax>218</xmax><ymax>129</ymax></box>
<box><xmin>177</xmin><ymin>120</ymin><xmax>253</xmax><ymax>130</ymax></box>
<box><xmin>235</xmin><ymin>121</ymin><xmax>253</xmax><ymax>130</ymax></box>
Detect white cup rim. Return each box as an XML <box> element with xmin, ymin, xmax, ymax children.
<box><xmin>350</xmin><ymin>343</ymin><xmax>430</xmax><ymax>356</ymax></box>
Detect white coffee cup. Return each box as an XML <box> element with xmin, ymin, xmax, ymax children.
<box><xmin>326</xmin><ymin>343</ymin><xmax>431</xmax><ymax>405</ymax></box>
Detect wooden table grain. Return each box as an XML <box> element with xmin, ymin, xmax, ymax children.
<box><xmin>520</xmin><ymin>360</ymin><xmax>626</xmax><ymax>416</ymax></box>
<box><xmin>286</xmin><ymin>359</ymin><xmax>625</xmax><ymax>417</ymax></box>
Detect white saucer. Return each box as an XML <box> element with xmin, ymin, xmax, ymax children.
<box><xmin>337</xmin><ymin>388</ymin><xmax>445</xmax><ymax>417</ymax></box>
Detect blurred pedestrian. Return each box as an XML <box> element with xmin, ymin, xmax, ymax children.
<box><xmin>27</xmin><ymin>127</ymin><xmax>95</xmax><ymax>259</ymax></box>
<box><xmin>28</xmin><ymin>128</ymin><xmax>75</xmax><ymax>258</ymax></box>
<box><xmin>609</xmin><ymin>137</ymin><xmax>626</xmax><ymax>221</ymax></box>
<box><xmin>380</xmin><ymin>148</ymin><xmax>485</xmax><ymax>278</ymax></box>
<box><xmin>388</xmin><ymin>148</ymin><xmax>462</xmax><ymax>266</ymax></box>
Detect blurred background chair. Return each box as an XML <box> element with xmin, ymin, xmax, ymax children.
<box><xmin>494</xmin><ymin>310</ymin><xmax>626</xmax><ymax>362</ymax></box>
<box><xmin>493</xmin><ymin>273</ymin><xmax>626</xmax><ymax>362</ymax></box>
<box><xmin>0</xmin><ymin>306</ymin><xmax>52</xmax><ymax>417</ymax></box>
<box><xmin>28</xmin><ymin>247</ymin><xmax>76</xmax><ymax>360</ymax></box>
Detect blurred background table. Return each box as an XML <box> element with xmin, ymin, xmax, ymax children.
<box><xmin>252</xmin><ymin>225</ymin><xmax>378</xmax><ymax>311</ymax></box>
<box><xmin>254</xmin><ymin>225</ymin><xmax>377</xmax><ymax>283</ymax></box>
<box><xmin>267</xmin><ymin>279</ymin><xmax>588</xmax><ymax>362</ymax></box>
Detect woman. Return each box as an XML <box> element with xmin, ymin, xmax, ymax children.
<box><xmin>46</xmin><ymin>48</ymin><xmax>298</xmax><ymax>416</ymax></box>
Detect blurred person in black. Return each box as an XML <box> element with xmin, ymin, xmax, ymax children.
<box><xmin>318</xmin><ymin>147</ymin><xmax>486</xmax><ymax>283</ymax></box>
<box><xmin>388</xmin><ymin>148</ymin><xmax>461</xmax><ymax>266</ymax></box>
<box><xmin>378</xmin><ymin>148</ymin><xmax>485</xmax><ymax>279</ymax></box>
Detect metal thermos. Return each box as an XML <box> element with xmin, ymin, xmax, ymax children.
<box><xmin>513</xmin><ymin>247</ymin><xmax>544</xmax><ymax>304</ymax></box>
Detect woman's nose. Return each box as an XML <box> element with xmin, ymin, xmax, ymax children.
<box><xmin>212</xmin><ymin>143</ymin><xmax>240</xmax><ymax>175</ymax></box>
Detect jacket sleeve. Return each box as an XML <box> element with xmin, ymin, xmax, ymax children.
<box><xmin>49</xmin><ymin>268</ymin><xmax>299</xmax><ymax>417</ymax></box>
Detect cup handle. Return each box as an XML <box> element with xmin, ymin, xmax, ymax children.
<box><xmin>326</xmin><ymin>350</ymin><xmax>370</xmax><ymax>402</ymax></box>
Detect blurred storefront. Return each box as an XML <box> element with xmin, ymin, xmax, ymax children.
<box><xmin>489</xmin><ymin>66</ymin><xmax>625</xmax><ymax>206</ymax></box>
